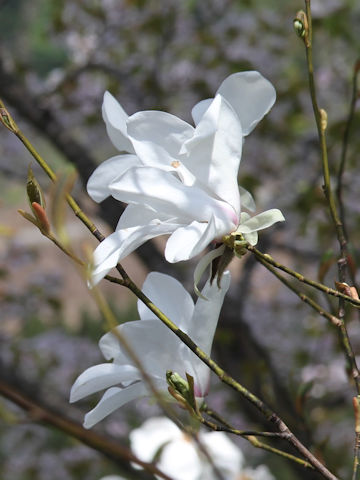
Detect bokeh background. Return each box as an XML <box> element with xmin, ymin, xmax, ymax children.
<box><xmin>1</xmin><ymin>0</ymin><xmax>360</xmax><ymax>479</ymax></box>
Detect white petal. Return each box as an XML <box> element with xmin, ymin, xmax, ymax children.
<box><xmin>158</xmin><ymin>437</ymin><xmax>202</xmax><ymax>480</ymax></box>
<box><xmin>138</xmin><ymin>272</ymin><xmax>194</xmax><ymax>330</ymax></box>
<box><xmin>99</xmin><ymin>327</ymin><xmax>129</xmax><ymax>362</ymax></box>
<box><xmin>109</xmin><ymin>166</ymin><xmax>229</xmax><ymax>224</ymax></box>
<box><xmin>90</xmin><ymin>221</ymin><xmax>179</xmax><ymax>285</ymax></box>
<box><xmin>189</xmin><ymin>271</ymin><xmax>230</xmax><ymax>357</ymax></box>
<box><xmin>83</xmin><ymin>383</ymin><xmax>147</xmax><ymax>429</ymax></box>
<box><xmin>200</xmin><ymin>431</ymin><xmax>244</xmax><ymax>475</ymax></box>
<box><xmin>164</xmin><ymin>217</ymin><xmax>219</xmax><ymax>263</ymax></box>
<box><xmin>70</xmin><ymin>363</ymin><xmax>140</xmax><ymax>402</ymax></box>
<box><xmin>87</xmin><ymin>154</ymin><xmax>140</xmax><ymax>203</ymax></box>
<box><xmin>117</xmin><ymin>204</ymin><xmax>173</xmax><ymax>229</ymax></box>
<box><xmin>117</xmin><ymin>320</ymin><xmax>186</xmax><ymax>382</ymax></box>
<box><xmin>130</xmin><ymin>417</ymin><xmax>182</xmax><ymax>463</ymax></box>
<box><xmin>193</xmin><ymin>244</ymin><xmax>226</xmax><ymax>298</ymax></box>
<box><xmin>217</xmin><ymin>71</ymin><xmax>276</xmax><ymax>135</ymax></box>
<box><xmin>177</xmin><ymin>271</ymin><xmax>230</xmax><ymax>397</ymax></box>
<box><xmin>191</xmin><ymin>98</ymin><xmax>212</xmax><ymax>125</ymax></box>
<box><xmin>243</xmin><ymin>230</ymin><xmax>258</xmax><ymax>246</ymax></box>
<box><xmin>239</xmin><ymin>186</ymin><xmax>256</xmax><ymax>212</ymax></box>
<box><xmin>127</xmin><ymin>110</ymin><xmax>194</xmax><ymax>169</ymax></box>
<box><xmin>181</xmin><ymin>95</ymin><xmax>242</xmax><ymax>215</ymax></box>
<box><xmin>236</xmin><ymin>208</ymin><xmax>285</xmax><ymax>233</ymax></box>
<box><xmin>102</xmin><ymin>91</ymin><xmax>135</xmax><ymax>153</ymax></box>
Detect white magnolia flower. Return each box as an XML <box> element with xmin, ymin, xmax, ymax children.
<box><xmin>87</xmin><ymin>71</ymin><xmax>284</xmax><ymax>285</ymax></box>
<box><xmin>129</xmin><ymin>416</ymin><xmax>275</xmax><ymax>480</ymax></box>
<box><xmin>70</xmin><ymin>271</ymin><xmax>230</xmax><ymax>429</ymax></box>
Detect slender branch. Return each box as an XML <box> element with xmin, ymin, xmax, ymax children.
<box><xmin>353</xmin><ymin>397</ymin><xmax>360</xmax><ymax>480</ymax></box>
<box><xmin>0</xmin><ymin>378</ymin><xmax>173</xmax><ymax>480</ymax></box>
<box><xmin>336</xmin><ymin>60</ymin><xmax>360</xmax><ymax>244</ymax></box>
<box><xmin>200</xmin><ymin>405</ymin><xmax>314</xmax><ymax>470</ymax></box>
<box><xmin>247</xmin><ymin>244</ymin><xmax>360</xmax><ymax>307</ymax></box>
<box><xmin>254</xmin><ymin>254</ymin><xmax>341</xmax><ymax>327</ymax></box>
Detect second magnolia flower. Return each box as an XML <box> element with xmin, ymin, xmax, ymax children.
<box><xmin>88</xmin><ymin>71</ymin><xmax>284</xmax><ymax>285</ymax></box>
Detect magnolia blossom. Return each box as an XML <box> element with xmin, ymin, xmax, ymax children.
<box><xmin>129</xmin><ymin>416</ymin><xmax>276</xmax><ymax>480</ymax></box>
<box><xmin>70</xmin><ymin>271</ymin><xmax>230</xmax><ymax>429</ymax></box>
<box><xmin>87</xmin><ymin>71</ymin><xmax>284</xmax><ymax>285</ymax></box>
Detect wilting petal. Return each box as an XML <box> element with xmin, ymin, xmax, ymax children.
<box><xmin>138</xmin><ymin>272</ymin><xmax>194</xmax><ymax>330</ymax></box>
<box><xmin>217</xmin><ymin>71</ymin><xmax>276</xmax><ymax>135</ymax></box>
<box><xmin>181</xmin><ymin>95</ymin><xmax>242</xmax><ymax>215</ymax></box>
<box><xmin>70</xmin><ymin>363</ymin><xmax>140</xmax><ymax>402</ymax></box>
<box><xmin>127</xmin><ymin>110</ymin><xmax>194</xmax><ymax>181</ymax></box>
<box><xmin>236</xmin><ymin>209</ymin><xmax>285</xmax><ymax>234</ymax></box>
<box><xmin>102</xmin><ymin>92</ymin><xmax>135</xmax><ymax>153</ymax></box>
<box><xmin>109</xmin><ymin>166</ymin><xmax>228</xmax><ymax>224</ymax></box>
<box><xmin>87</xmin><ymin>154</ymin><xmax>140</xmax><ymax>203</ymax></box>
<box><xmin>165</xmin><ymin>216</ymin><xmax>219</xmax><ymax>263</ymax></box>
<box><xmin>130</xmin><ymin>417</ymin><xmax>182</xmax><ymax>463</ymax></box>
<box><xmin>91</xmin><ymin>221</ymin><xmax>179</xmax><ymax>285</ymax></box>
<box><xmin>83</xmin><ymin>383</ymin><xmax>147</xmax><ymax>429</ymax></box>
<box><xmin>239</xmin><ymin>186</ymin><xmax>256</xmax><ymax>212</ymax></box>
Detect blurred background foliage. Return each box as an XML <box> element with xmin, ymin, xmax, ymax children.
<box><xmin>0</xmin><ymin>0</ymin><xmax>360</xmax><ymax>479</ymax></box>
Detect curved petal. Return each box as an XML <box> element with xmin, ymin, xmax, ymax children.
<box><xmin>239</xmin><ymin>186</ymin><xmax>256</xmax><ymax>212</ymax></box>
<box><xmin>83</xmin><ymin>383</ymin><xmax>147</xmax><ymax>429</ymax></box>
<box><xmin>191</xmin><ymin>98</ymin><xmax>212</xmax><ymax>126</ymax></box>
<box><xmin>138</xmin><ymin>272</ymin><xmax>194</xmax><ymax>330</ymax></box>
<box><xmin>109</xmin><ymin>166</ymin><xmax>230</xmax><ymax>224</ymax></box>
<box><xmin>179</xmin><ymin>271</ymin><xmax>231</xmax><ymax>397</ymax></box>
<box><xmin>236</xmin><ymin>209</ymin><xmax>285</xmax><ymax>234</ymax></box>
<box><xmin>117</xmin><ymin>320</ymin><xmax>186</xmax><ymax>381</ymax></box>
<box><xmin>87</xmin><ymin>154</ymin><xmax>140</xmax><ymax>203</ymax></box>
<box><xmin>70</xmin><ymin>363</ymin><xmax>140</xmax><ymax>402</ymax></box>
<box><xmin>130</xmin><ymin>417</ymin><xmax>182</xmax><ymax>463</ymax></box>
<box><xmin>164</xmin><ymin>216</ymin><xmax>219</xmax><ymax>263</ymax></box>
<box><xmin>127</xmin><ymin>110</ymin><xmax>194</xmax><ymax>183</ymax></box>
<box><xmin>102</xmin><ymin>91</ymin><xmax>135</xmax><ymax>153</ymax></box>
<box><xmin>99</xmin><ymin>327</ymin><xmax>131</xmax><ymax>362</ymax></box>
<box><xmin>117</xmin><ymin>204</ymin><xmax>174</xmax><ymax>229</ymax></box>
<box><xmin>181</xmin><ymin>95</ymin><xmax>242</xmax><ymax>215</ymax></box>
<box><xmin>217</xmin><ymin>71</ymin><xmax>276</xmax><ymax>135</ymax></box>
<box><xmin>189</xmin><ymin>271</ymin><xmax>230</xmax><ymax>357</ymax></box>
<box><xmin>91</xmin><ymin>221</ymin><xmax>179</xmax><ymax>285</ymax></box>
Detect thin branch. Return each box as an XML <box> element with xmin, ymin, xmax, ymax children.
<box><xmin>353</xmin><ymin>396</ymin><xmax>360</xmax><ymax>480</ymax></box>
<box><xmin>0</xmin><ymin>378</ymin><xmax>173</xmax><ymax>480</ymax></box>
<box><xmin>247</xmin><ymin>244</ymin><xmax>360</xmax><ymax>307</ymax></box>
<box><xmin>254</xmin><ymin>254</ymin><xmax>341</xmax><ymax>327</ymax></box>
<box><xmin>200</xmin><ymin>405</ymin><xmax>314</xmax><ymax>470</ymax></box>
<box><xmin>336</xmin><ymin>60</ymin><xmax>360</xmax><ymax>243</ymax></box>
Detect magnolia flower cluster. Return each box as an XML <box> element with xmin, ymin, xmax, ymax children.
<box><xmin>100</xmin><ymin>417</ymin><xmax>276</xmax><ymax>480</ymax></box>
<box><xmin>87</xmin><ymin>71</ymin><xmax>284</xmax><ymax>284</ymax></box>
<box><xmin>72</xmin><ymin>71</ymin><xmax>282</xmax><ymax>479</ymax></box>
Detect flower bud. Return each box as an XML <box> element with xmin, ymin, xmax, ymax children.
<box><xmin>27</xmin><ymin>166</ymin><xmax>46</xmax><ymax>210</ymax></box>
